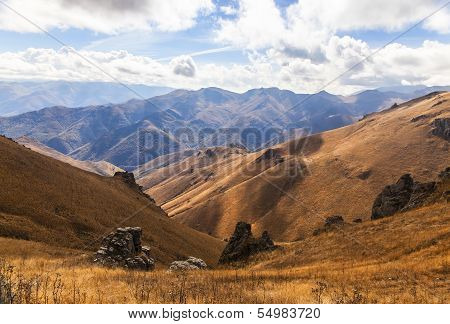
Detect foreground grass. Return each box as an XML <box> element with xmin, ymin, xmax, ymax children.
<box><xmin>1</xmin><ymin>203</ymin><xmax>448</xmax><ymax>304</ymax></box>
<box><xmin>1</xmin><ymin>256</ymin><xmax>447</xmax><ymax>304</ymax></box>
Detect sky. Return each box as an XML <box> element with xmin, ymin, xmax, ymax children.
<box><xmin>0</xmin><ymin>0</ymin><xmax>450</xmax><ymax>94</ymax></box>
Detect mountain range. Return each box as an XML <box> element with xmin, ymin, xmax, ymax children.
<box><xmin>0</xmin><ymin>80</ymin><xmax>173</xmax><ymax>116</ymax></box>
<box><xmin>1</xmin><ymin>85</ymin><xmax>448</xmax><ymax>170</ymax></box>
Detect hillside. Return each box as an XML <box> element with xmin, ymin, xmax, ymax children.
<box><xmin>0</xmin><ymin>86</ymin><xmax>424</xmax><ymax>169</ymax></box>
<box><xmin>0</xmin><ymin>135</ymin><xmax>224</xmax><ymax>265</ymax></box>
<box><xmin>16</xmin><ymin>136</ymin><xmax>123</xmax><ymax>176</ymax></box>
<box><xmin>138</xmin><ymin>92</ymin><xmax>450</xmax><ymax>240</ymax></box>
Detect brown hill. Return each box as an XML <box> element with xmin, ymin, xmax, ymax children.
<box><xmin>16</xmin><ymin>136</ymin><xmax>123</xmax><ymax>176</ymax></box>
<box><xmin>0</xmin><ymin>136</ymin><xmax>223</xmax><ymax>265</ymax></box>
<box><xmin>139</xmin><ymin>92</ymin><xmax>450</xmax><ymax>241</ymax></box>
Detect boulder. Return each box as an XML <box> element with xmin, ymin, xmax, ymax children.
<box><xmin>371</xmin><ymin>174</ymin><xmax>415</xmax><ymax>220</ymax></box>
<box><xmin>371</xmin><ymin>173</ymin><xmax>438</xmax><ymax>220</ymax></box>
<box><xmin>168</xmin><ymin>256</ymin><xmax>208</xmax><ymax>272</ymax></box>
<box><xmin>431</xmin><ymin>118</ymin><xmax>449</xmax><ymax>141</ymax></box>
<box><xmin>313</xmin><ymin>215</ymin><xmax>346</xmax><ymax>236</ymax></box>
<box><xmin>93</xmin><ymin>227</ymin><xmax>155</xmax><ymax>271</ymax></box>
<box><xmin>218</xmin><ymin>222</ymin><xmax>276</xmax><ymax>264</ymax></box>
<box><xmin>324</xmin><ymin>215</ymin><xmax>344</xmax><ymax>227</ymax></box>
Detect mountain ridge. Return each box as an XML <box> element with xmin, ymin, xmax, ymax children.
<box><xmin>1</xmin><ymin>85</ymin><xmax>441</xmax><ymax>169</ymax></box>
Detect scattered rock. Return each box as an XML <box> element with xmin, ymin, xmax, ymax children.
<box><xmin>255</xmin><ymin>148</ymin><xmax>284</xmax><ymax>164</ymax></box>
<box><xmin>357</xmin><ymin>170</ymin><xmax>372</xmax><ymax>180</ymax></box>
<box><xmin>313</xmin><ymin>215</ymin><xmax>346</xmax><ymax>236</ymax></box>
<box><xmin>353</xmin><ymin>218</ymin><xmax>363</xmax><ymax>223</ymax></box>
<box><xmin>325</xmin><ymin>215</ymin><xmax>344</xmax><ymax>227</ymax></box>
<box><xmin>372</xmin><ymin>174</ymin><xmax>414</xmax><ymax>220</ymax></box>
<box><xmin>204</xmin><ymin>149</ymin><xmax>216</xmax><ymax>158</ymax></box>
<box><xmin>371</xmin><ymin>173</ymin><xmax>440</xmax><ymax>220</ymax></box>
<box><xmin>114</xmin><ymin>171</ymin><xmax>156</xmax><ymax>202</ymax></box>
<box><xmin>93</xmin><ymin>227</ymin><xmax>155</xmax><ymax>271</ymax></box>
<box><xmin>431</xmin><ymin>118</ymin><xmax>450</xmax><ymax>141</ymax></box>
<box><xmin>438</xmin><ymin>167</ymin><xmax>450</xmax><ymax>181</ymax></box>
<box><xmin>169</xmin><ymin>257</ymin><xmax>208</xmax><ymax>272</ymax></box>
<box><xmin>219</xmin><ymin>222</ymin><xmax>276</xmax><ymax>264</ymax></box>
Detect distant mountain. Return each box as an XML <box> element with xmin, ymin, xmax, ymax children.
<box><xmin>0</xmin><ymin>85</ymin><xmax>444</xmax><ymax>169</ymax></box>
<box><xmin>0</xmin><ymin>80</ymin><xmax>173</xmax><ymax>116</ymax></box>
<box><xmin>376</xmin><ymin>85</ymin><xmax>450</xmax><ymax>94</ymax></box>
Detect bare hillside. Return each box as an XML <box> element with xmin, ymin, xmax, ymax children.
<box><xmin>139</xmin><ymin>92</ymin><xmax>450</xmax><ymax>240</ymax></box>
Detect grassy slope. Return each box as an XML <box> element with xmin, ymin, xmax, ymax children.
<box><xmin>143</xmin><ymin>92</ymin><xmax>450</xmax><ymax>240</ymax></box>
<box><xmin>0</xmin><ymin>136</ymin><xmax>224</xmax><ymax>265</ymax></box>
<box><xmin>16</xmin><ymin>136</ymin><xmax>124</xmax><ymax>176</ymax></box>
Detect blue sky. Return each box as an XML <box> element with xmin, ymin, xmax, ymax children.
<box><xmin>0</xmin><ymin>0</ymin><xmax>449</xmax><ymax>94</ymax></box>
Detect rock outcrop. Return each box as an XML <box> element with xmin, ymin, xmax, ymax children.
<box><xmin>114</xmin><ymin>171</ymin><xmax>155</xmax><ymax>202</ymax></box>
<box><xmin>218</xmin><ymin>222</ymin><xmax>276</xmax><ymax>264</ymax></box>
<box><xmin>371</xmin><ymin>172</ymin><xmax>443</xmax><ymax>220</ymax></box>
<box><xmin>431</xmin><ymin>118</ymin><xmax>450</xmax><ymax>141</ymax></box>
<box><xmin>93</xmin><ymin>227</ymin><xmax>155</xmax><ymax>271</ymax></box>
<box><xmin>313</xmin><ymin>215</ymin><xmax>346</xmax><ymax>236</ymax></box>
<box><xmin>255</xmin><ymin>148</ymin><xmax>284</xmax><ymax>164</ymax></box>
<box><xmin>168</xmin><ymin>257</ymin><xmax>208</xmax><ymax>272</ymax></box>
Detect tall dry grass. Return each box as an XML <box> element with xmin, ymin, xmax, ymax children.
<box><xmin>1</xmin><ymin>256</ymin><xmax>447</xmax><ymax>304</ymax></box>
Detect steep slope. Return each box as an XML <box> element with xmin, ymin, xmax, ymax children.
<box><xmin>140</xmin><ymin>92</ymin><xmax>450</xmax><ymax>241</ymax></box>
<box><xmin>16</xmin><ymin>136</ymin><xmax>123</xmax><ymax>176</ymax></box>
<box><xmin>0</xmin><ymin>136</ymin><xmax>223</xmax><ymax>265</ymax></box>
<box><xmin>0</xmin><ymin>86</ymin><xmax>422</xmax><ymax>169</ymax></box>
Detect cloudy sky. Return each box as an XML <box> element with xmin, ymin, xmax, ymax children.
<box><xmin>0</xmin><ymin>0</ymin><xmax>450</xmax><ymax>94</ymax></box>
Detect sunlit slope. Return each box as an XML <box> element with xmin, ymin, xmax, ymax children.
<box><xmin>143</xmin><ymin>92</ymin><xmax>449</xmax><ymax>240</ymax></box>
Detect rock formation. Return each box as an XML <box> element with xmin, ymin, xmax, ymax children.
<box><xmin>255</xmin><ymin>148</ymin><xmax>284</xmax><ymax>164</ymax></box>
<box><xmin>113</xmin><ymin>171</ymin><xmax>155</xmax><ymax>202</ymax></box>
<box><xmin>93</xmin><ymin>227</ymin><xmax>155</xmax><ymax>271</ymax></box>
<box><xmin>431</xmin><ymin>118</ymin><xmax>450</xmax><ymax>141</ymax></box>
<box><xmin>218</xmin><ymin>222</ymin><xmax>276</xmax><ymax>264</ymax></box>
<box><xmin>371</xmin><ymin>170</ymin><xmax>447</xmax><ymax>220</ymax></box>
<box><xmin>168</xmin><ymin>257</ymin><xmax>208</xmax><ymax>271</ymax></box>
<box><xmin>313</xmin><ymin>215</ymin><xmax>346</xmax><ymax>236</ymax></box>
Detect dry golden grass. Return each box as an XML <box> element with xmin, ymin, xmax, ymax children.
<box><xmin>0</xmin><ymin>136</ymin><xmax>224</xmax><ymax>265</ymax></box>
<box><xmin>139</xmin><ymin>92</ymin><xmax>450</xmax><ymax>240</ymax></box>
<box><xmin>1</xmin><ymin>202</ymin><xmax>448</xmax><ymax>304</ymax></box>
<box><xmin>16</xmin><ymin>136</ymin><xmax>124</xmax><ymax>176</ymax></box>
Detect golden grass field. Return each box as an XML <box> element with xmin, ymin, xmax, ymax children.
<box><xmin>1</xmin><ymin>202</ymin><xmax>448</xmax><ymax>304</ymax></box>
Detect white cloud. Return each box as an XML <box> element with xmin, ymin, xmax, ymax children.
<box><xmin>216</xmin><ymin>0</ymin><xmax>450</xmax><ymax>58</ymax></box>
<box><xmin>0</xmin><ymin>0</ymin><xmax>214</xmax><ymax>33</ymax></box>
<box><xmin>423</xmin><ymin>8</ymin><xmax>450</xmax><ymax>34</ymax></box>
<box><xmin>170</xmin><ymin>55</ymin><xmax>197</xmax><ymax>77</ymax></box>
<box><xmin>1</xmin><ymin>41</ymin><xmax>450</xmax><ymax>95</ymax></box>
<box><xmin>0</xmin><ymin>0</ymin><xmax>449</xmax><ymax>94</ymax></box>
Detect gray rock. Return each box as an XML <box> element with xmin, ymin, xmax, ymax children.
<box><xmin>371</xmin><ymin>173</ymin><xmax>438</xmax><ymax>220</ymax></box>
<box><xmin>93</xmin><ymin>227</ymin><xmax>155</xmax><ymax>271</ymax></box>
<box><xmin>431</xmin><ymin>118</ymin><xmax>449</xmax><ymax>141</ymax></box>
<box><xmin>219</xmin><ymin>222</ymin><xmax>276</xmax><ymax>264</ymax></box>
<box><xmin>168</xmin><ymin>256</ymin><xmax>208</xmax><ymax>272</ymax></box>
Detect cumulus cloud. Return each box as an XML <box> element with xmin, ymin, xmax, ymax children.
<box><xmin>0</xmin><ymin>0</ymin><xmax>214</xmax><ymax>33</ymax></box>
<box><xmin>2</xmin><ymin>41</ymin><xmax>450</xmax><ymax>95</ymax></box>
<box><xmin>216</xmin><ymin>0</ymin><xmax>450</xmax><ymax>59</ymax></box>
<box><xmin>170</xmin><ymin>55</ymin><xmax>197</xmax><ymax>77</ymax></box>
<box><xmin>0</xmin><ymin>0</ymin><xmax>449</xmax><ymax>94</ymax></box>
